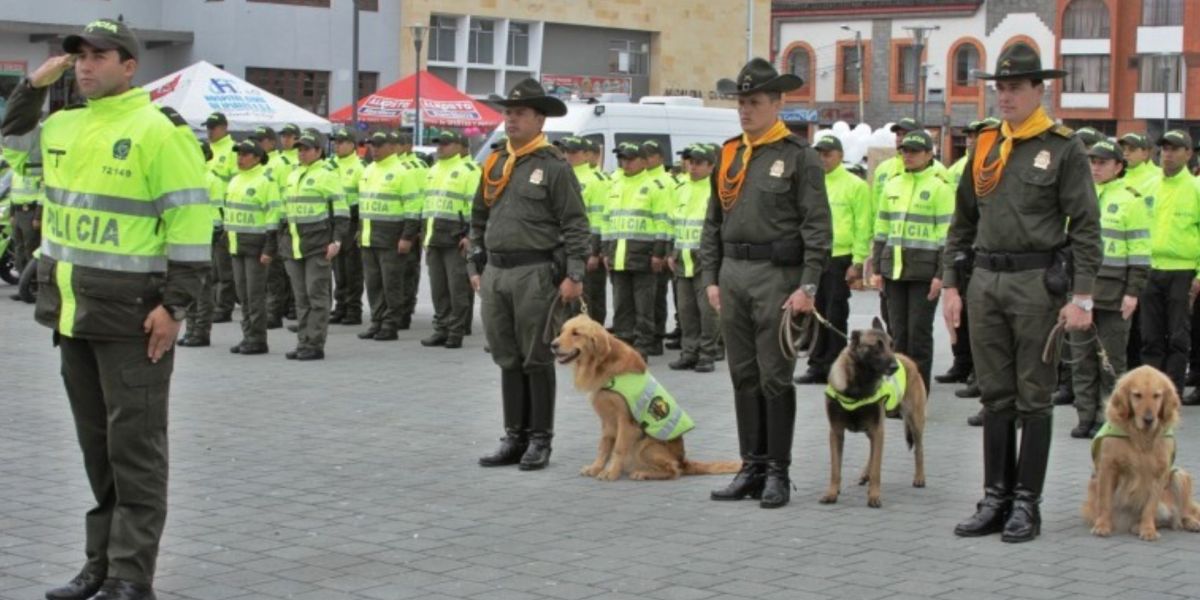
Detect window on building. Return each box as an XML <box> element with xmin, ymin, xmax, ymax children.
<box><xmin>895</xmin><ymin>43</ymin><xmax>919</xmax><ymax>96</ymax></box>
<box><xmin>1138</xmin><ymin>54</ymin><xmax>1181</xmax><ymax>92</ymax></box>
<box><xmin>1142</xmin><ymin>0</ymin><xmax>1183</xmax><ymax>26</ymax></box>
<box><xmin>1063</xmin><ymin>0</ymin><xmax>1110</xmax><ymax>38</ymax></box>
<box><xmin>357</xmin><ymin>71</ymin><xmax>378</xmax><ymax>100</ymax></box>
<box><xmin>953</xmin><ymin>44</ymin><xmax>979</xmax><ymax>87</ymax></box>
<box><xmin>786</xmin><ymin>46</ymin><xmax>811</xmax><ymax>88</ymax></box>
<box><xmin>355</xmin><ymin>0</ymin><xmax>377</xmax><ymax>10</ymax></box>
<box><xmin>609</xmin><ymin>40</ymin><xmax>649</xmax><ymax>76</ymax></box>
<box><xmin>840</xmin><ymin>44</ymin><xmax>861</xmax><ymax>95</ymax></box>
<box><xmin>1063</xmin><ymin>55</ymin><xmax>1110</xmax><ymax>92</ymax></box>
<box><xmin>949</xmin><ymin>132</ymin><xmax>968</xmax><ymax>163</ymax></box>
<box><xmin>468</xmin><ymin>19</ymin><xmax>495</xmax><ymax>64</ymax></box>
<box><xmin>246</xmin><ymin>67</ymin><xmax>330</xmax><ymax>116</ymax></box>
<box><xmin>429</xmin><ymin>15</ymin><xmax>457</xmax><ymax>62</ymax></box>
<box><xmin>507</xmin><ymin>22</ymin><xmax>530</xmax><ymax>66</ymax></box>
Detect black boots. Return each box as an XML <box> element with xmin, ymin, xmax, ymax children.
<box><xmin>761</xmin><ymin>388</ymin><xmax>796</xmax><ymax>508</ymax></box>
<box><xmin>519</xmin><ymin>368</ymin><xmax>556</xmax><ymax>470</ymax></box>
<box><xmin>1003</xmin><ymin>414</ymin><xmax>1051</xmax><ymax>543</ymax></box>
<box><xmin>45</xmin><ymin>570</ymin><xmax>105</xmax><ymax>600</ymax></box>
<box><xmin>89</xmin><ymin>579</ymin><xmax>156</xmax><ymax>600</ymax></box>
<box><xmin>955</xmin><ymin>409</ymin><xmax>1017</xmax><ymax>537</ymax></box>
<box><xmin>1051</xmin><ymin>363</ymin><xmax>1074</xmax><ymax>405</ymax></box>
<box><xmin>760</xmin><ymin>461</ymin><xmax>791</xmax><ymax>509</ymax></box>
<box><xmin>479</xmin><ymin>370</ymin><xmax>529</xmax><ymax>467</ymax></box>
<box><xmin>710</xmin><ymin>462</ymin><xmax>766</xmax><ymax>500</ymax></box>
<box><xmin>712</xmin><ymin>389</ymin><xmax>767</xmax><ymax>501</ymax></box>
<box><xmin>934</xmin><ymin>361</ymin><xmax>972</xmax><ymax>384</ymax></box>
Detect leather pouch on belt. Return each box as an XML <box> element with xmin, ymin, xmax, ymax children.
<box><xmin>769</xmin><ymin>239</ymin><xmax>805</xmax><ymax>267</ymax></box>
<box><xmin>1043</xmin><ymin>246</ymin><xmax>1073</xmax><ymax>298</ymax></box>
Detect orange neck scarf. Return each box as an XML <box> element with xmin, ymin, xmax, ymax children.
<box><xmin>972</xmin><ymin>106</ymin><xmax>1055</xmax><ymax>197</ymax></box>
<box><xmin>482</xmin><ymin>133</ymin><xmax>551</xmax><ymax>206</ymax></box>
<box><xmin>717</xmin><ymin>120</ymin><xmax>792</xmax><ymax>210</ymax></box>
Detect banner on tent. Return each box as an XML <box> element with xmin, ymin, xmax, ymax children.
<box><xmin>202</xmin><ymin>77</ymin><xmax>274</xmax><ymax>116</ymax></box>
<box><xmin>357</xmin><ymin>97</ymin><xmax>483</xmax><ymax>126</ymax></box>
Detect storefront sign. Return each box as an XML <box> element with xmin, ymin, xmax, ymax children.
<box><xmin>542</xmin><ymin>74</ymin><xmax>632</xmax><ymax>99</ymax></box>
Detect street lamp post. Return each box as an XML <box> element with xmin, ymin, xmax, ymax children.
<box><xmin>411</xmin><ymin>23</ymin><xmax>427</xmax><ymax>146</ymax></box>
<box><xmin>904</xmin><ymin>25</ymin><xmax>938</xmax><ymax>121</ymax></box>
<box><xmin>351</xmin><ymin>0</ymin><xmax>359</xmax><ymax>130</ymax></box>
<box><xmin>841</xmin><ymin>25</ymin><xmax>864</xmax><ymax>126</ymax></box>
<box><xmin>1160</xmin><ymin>52</ymin><xmax>1174</xmax><ymax>136</ymax></box>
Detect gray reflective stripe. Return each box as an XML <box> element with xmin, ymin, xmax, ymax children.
<box><xmin>224</xmin><ymin>224</ymin><xmax>268</xmax><ymax>233</ymax></box>
<box><xmin>1101</xmin><ymin>228</ymin><xmax>1149</xmax><ymax>240</ymax></box>
<box><xmin>609</xmin><ymin>209</ymin><xmax>654</xmax><ymax>218</ymax></box>
<box><xmin>224</xmin><ymin>201</ymin><xmax>267</xmax><ymax>212</ymax></box>
<box><xmin>1128</xmin><ymin>256</ymin><xmax>1151</xmax><ymax>266</ymax></box>
<box><xmin>606</xmin><ymin>233</ymin><xmax>659</xmax><ymax>242</ymax></box>
<box><xmin>2</xmin><ymin>128</ymin><xmax>39</xmax><ymax>153</ymax></box>
<box><xmin>652</xmin><ymin>212</ymin><xmax>670</xmax><ymax>222</ymax></box>
<box><xmin>652</xmin><ymin>401</ymin><xmax>684</xmax><ymax>441</ymax></box>
<box><xmin>634</xmin><ymin>375</ymin><xmax>658</xmax><ymax>420</ymax></box>
<box><xmin>874</xmin><ymin>233</ymin><xmax>887</xmax><ymax>242</ymax></box>
<box><xmin>287</xmin><ymin>195</ymin><xmax>328</xmax><ymax>205</ymax></box>
<box><xmin>361</xmin><ymin>214</ymin><xmax>407</xmax><ymax>222</ymax></box>
<box><xmin>1126</xmin><ymin>229</ymin><xmax>1150</xmax><ymax>239</ymax></box>
<box><xmin>426</xmin><ymin>189</ymin><xmax>471</xmax><ymax>200</ymax></box>
<box><xmin>42</xmin><ymin>239</ymin><xmax>167</xmax><ymax>272</ymax></box>
<box><xmin>361</xmin><ymin>192</ymin><xmax>405</xmax><ymax>201</ymax></box>
<box><xmin>675</xmin><ymin>242</ymin><xmax>699</xmax><ymax>250</ymax></box>
<box><xmin>46</xmin><ymin>187</ymin><xmax>159</xmax><ymax>217</ymax></box>
<box><xmin>291</xmin><ymin>214</ymin><xmax>329</xmax><ymax>224</ymax></box>
<box><xmin>676</xmin><ymin>219</ymin><xmax>705</xmax><ymax>227</ymax></box>
<box><xmin>158</xmin><ymin>188</ymin><xmax>209</xmax><ymax>212</ymax></box>
<box><xmin>422</xmin><ymin>211</ymin><xmax>461</xmax><ymax>220</ymax></box>
<box><xmin>168</xmin><ymin>243</ymin><xmax>212</xmax><ymax>262</ymax></box>
<box><xmin>878</xmin><ymin>211</ymin><xmax>942</xmax><ymax>224</ymax></box>
<box><xmin>884</xmin><ymin>238</ymin><xmax>942</xmax><ymax>250</ymax></box>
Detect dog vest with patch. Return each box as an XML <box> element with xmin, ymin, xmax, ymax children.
<box><xmin>824</xmin><ymin>360</ymin><xmax>906</xmax><ymax>412</ymax></box>
<box><xmin>1090</xmin><ymin>421</ymin><xmax>1175</xmax><ymax>467</ymax></box>
<box><xmin>606</xmin><ymin>372</ymin><xmax>694</xmax><ymax>441</ymax></box>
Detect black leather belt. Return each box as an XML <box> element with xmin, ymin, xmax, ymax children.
<box><xmin>974</xmin><ymin>251</ymin><xmax>1055</xmax><ymax>272</ymax></box>
<box><xmin>723</xmin><ymin>242</ymin><xmax>773</xmax><ymax>261</ymax></box>
<box><xmin>17</xmin><ymin>203</ymin><xmax>38</xmax><ymax>212</ymax></box>
<box><xmin>488</xmin><ymin>250</ymin><xmax>554</xmax><ymax>269</ymax></box>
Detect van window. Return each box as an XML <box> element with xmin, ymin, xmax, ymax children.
<box><xmin>614</xmin><ymin>133</ymin><xmax>672</xmax><ymax>168</ymax></box>
<box><xmin>582</xmin><ymin>133</ymin><xmax>605</xmax><ymax>158</ymax></box>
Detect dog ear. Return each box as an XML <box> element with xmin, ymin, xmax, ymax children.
<box><xmin>595</xmin><ymin>325</ymin><xmax>613</xmax><ymax>359</ymax></box>
<box><xmin>850</xmin><ymin>330</ymin><xmax>861</xmax><ymax>346</ymax></box>
<box><xmin>1112</xmin><ymin>378</ymin><xmax>1135</xmax><ymax>422</ymax></box>
<box><xmin>871</xmin><ymin>316</ymin><xmax>885</xmax><ymax>332</ymax></box>
<box><xmin>1161</xmin><ymin>378</ymin><xmax>1181</xmax><ymax>427</ymax></box>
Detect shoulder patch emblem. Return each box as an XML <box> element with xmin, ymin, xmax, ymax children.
<box><xmin>112</xmin><ymin>138</ymin><xmax>132</xmax><ymax>160</ymax></box>
<box><xmin>1106</xmin><ymin>202</ymin><xmax>1118</xmax><ymax>214</ymax></box>
<box><xmin>306</xmin><ymin>178</ymin><xmax>315</xmax><ymax>186</ymax></box>
<box><xmin>385</xmin><ymin>173</ymin><xmax>395</xmax><ymax>181</ymax></box>
<box><xmin>1052</xmin><ymin>124</ymin><xmax>1074</xmax><ymax>138</ymax></box>
<box><xmin>530</xmin><ymin>168</ymin><xmax>544</xmax><ymax>185</ymax></box>
<box><xmin>919</xmin><ymin>190</ymin><xmax>931</xmax><ymax>200</ymax></box>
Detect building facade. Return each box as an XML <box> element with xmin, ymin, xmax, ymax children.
<box><xmin>1054</xmin><ymin>0</ymin><xmax>1200</xmax><ymax>141</ymax></box>
<box><xmin>772</xmin><ymin>0</ymin><xmax>1056</xmax><ymax>163</ymax></box>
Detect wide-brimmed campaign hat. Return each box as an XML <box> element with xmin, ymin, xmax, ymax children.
<box><xmin>716</xmin><ymin>57</ymin><xmax>804</xmax><ymax>96</ymax></box>
<box><xmin>487</xmin><ymin>79</ymin><xmax>567</xmax><ymax>117</ymax></box>
<box><xmin>976</xmin><ymin>41</ymin><xmax>1066</xmax><ymax>81</ymax></box>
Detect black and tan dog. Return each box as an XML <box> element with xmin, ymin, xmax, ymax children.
<box><xmin>819</xmin><ymin>317</ymin><xmax>927</xmax><ymax>508</ymax></box>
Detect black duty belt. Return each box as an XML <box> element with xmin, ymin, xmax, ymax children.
<box><xmin>974</xmin><ymin>251</ymin><xmax>1055</xmax><ymax>272</ymax></box>
<box><xmin>17</xmin><ymin>203</ymin><xmax>39</xmax><ymax>212</ymax></box>
<box><xmin>723</xmin><ymin>242</ymin><xmax>773</xmax><ymax>261</ymax></box>
<box><xmin>488</xmin><ymin>250</ymin><xmax>554</xmax><ymax>269</ymax></box>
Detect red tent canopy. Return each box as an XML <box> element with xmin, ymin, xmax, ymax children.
<box><xmin>329</xmin><ymin>70</ymin><xmax>502</xmax><ymax>128</ymax></box>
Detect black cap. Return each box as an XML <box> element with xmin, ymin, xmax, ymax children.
<box><xmin>1118</xmin><ymin>132</ymin><xmax>1150</xmax><ymax>150</ymax></box>
<box><xmin>555</xmin><ymin>136</ymin><xmax>588</xmax><ymax>152</ymax></box>
<box><xmin>813</xmin><ymin>135</ymin><xmax>843</xmax><ymax>152</ymax></box>
<box><xmin>614</xmin><ymin>142</ymin><xmax>646</xmax><ymax>159</ymax></box>
<box><xmin>1073</xmin><ymin>126</ymin><xmax>1105</xmax><ymax>147</ymax></box>
<box><xmin>63</xmin><ymin>18</ymin><xmax>140</xmax><ymax>59</ymax></box>
<box><xmin>1157</xmin><ymin>129</ymin><xmax>1194</xmax><ymax>149</ymax></box>
<box><xmin>297</xmin><ymin>132</ymin><xmax>324</xmax><ymax>149</ymax></box>
<box><xmin>890</xmin><ymin>118</ymin><xmax>922</xmax><ymax>134</ymax></box>
<box><xmin>898</xmin><ymin>130</ymin><xmax>934</xmax><ymax>151</ymax></box>
<box><xmin>1087</xmin><ymin>140</ymin><xmax>1124</xmax><ymax>162</ymax></box>
<box><xmin>583</xmin><ymin>138</ymin><xmax>601</xmax><ymax>153</ymax></box>
<box><xmin>432</xmin><ymin>129</ymin><xmax>467</xmax><ymax>145</ymax></box>
<box><xmin>640</xmin><ymin>140</ymin><xmax>664</xmax><ymax>157</ymax></box>
<box><xmin>332</xmin><ymin>128</ymin><xmax>356</xmax><ymax>143</ymax></box>
<box><xmin>393</xmin><ymin>131</ymin><xmax>413</xmax><ymax>145</ymax></box>
<box><xmin>251</xmin><ymin>126</ymin><xmax>276</xmax><ymax>141</ymax></box>
<box><xmin>236</xmin><ymin>139</ymin><xmax>268</xmax><ymax>163</ymax></box>
<box><xmin>684</xmin><ymin>144</ymin><xmax>716</xmax><ymax>163</ymax></box>
<box><xmin>369</xmin><ymin>131</ymin><xmax>389</xmax><ymax>146</ymax></box>
<box><xmin>204</xmin><ymin>112</ymin><xmax>228</xmax><ymax>128</ymax></box>
<box><xmin>279</xmin><ymin>124</ymin><xmax>301</xmax><ymax>137</ymax></box>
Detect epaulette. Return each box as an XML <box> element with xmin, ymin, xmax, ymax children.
<box><xmin>979</xmin><ymin>122</ymin><xmax>1001</xmax><ymax>132</ymax></box>
<box><xmin>323</xmin><ymin>162</ymin><xmax>337</xmax><ymax>171</ymax></box>
<box><xmin>1051</xmin><ymin>124</ymin><xmax>1074</xmax><ymax>138</ymax></box>
<box><xmin>652</xmin><ymin>179</ymin><xmax>665</xmax><ymax>190</ymax></box>
<box><xmin>1125</xmin><ymin>186</ymin><xmax>1142</xmax><ymax>198</ymax></box>
<box><xmin>62</xmin><ymin>102</ymin><xmax>86</xmax><ymax>111</ymax></box>
<box><xmin>158</xmin><ymin>106</ymin><xmax>188</xmax><ymax>127</ymax></box>
<box><xmin>463</xmin><ymin>162</ymin><xmax>478</xmax><ymax>171</ymax></box>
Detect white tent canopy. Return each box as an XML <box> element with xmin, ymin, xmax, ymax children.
<box><xmin>141</xmin><ymin>61</ymin><xmax>330</xmax><ymax>133</ymax></box>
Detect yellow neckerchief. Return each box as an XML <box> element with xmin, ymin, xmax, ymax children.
<box><xmin>717</xmin><ymin>120</ymin><xmax>792</xmax><ymax>210</ymax></box>
<box><xmin>972</xmin><ymin>106</ymin><xmax>1055</xmax><ymax>197</ymax></box>
<box><xmin>482</xmin><ymin>133</ymin><xmax>550</xmax><ymax>206</ymax></box>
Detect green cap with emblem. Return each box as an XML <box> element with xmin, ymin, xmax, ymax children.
<box><xmin>203</xmin><ymin>112</ymin><xmax>228</xmax><ymax>128</ymax></box>
<box><xmin>369</xmin><ymin>131</ymin><xmax>389</xmax><ymax>145</ymax></box>
<box><xmin>279</xmin><ymin>123</ymin><xmax>301</xmax><ymax>137</ymax></box>
<box><xmin>1156</xmin><ymin>129</ymin><xmax>1194</xmax><ymax>149</ymax></box>
<box><xmin>332</xmin><ymin>128</ymin><xmax>356</xmax><ymax>143</ymax></box>
<box><xmin>554</xmin><ymin>136</ymin><xmax>588</xmax><ymax>152</ymax></box>
<box><xmin>250</xmin><ymin>126</ymin><xmax>276</xmax><ymax>141</ymax></box>
<box><xmin>297</xmin><ymin>132</ymin><xmax>324</xmax><ymax>149</ymax></box>
<box><xmin>432</xmin><ymin>129</ymin><xmax>467</xmax><ymax>145</ymax></box>
<box><xmin>640</xmin><ymin>140</ymin><xmax>664</xmax><ymax>157</ymax></box>
<box><xmin>685</xmin><ymin>143</ymin><xmax>716</xmax><ymax>164</ymax></box>
<box><xmin>235</xmin><ymin>139</ymin><xmax>268</xmax><ymax>164</ymax></box>
<box><xmin>1086</xmin><ymin>140</ymin><xmax>1124</xmax><ymax>162</ymax></box>
<box><xmin>63</xmin><ymin>18</ymin><xmax>140</xmax><ymax>59</ymax></box>
<box><xmin>890</xmin><ymin>118</ymin><xmax>922</xmax><ymax>133</ymax></box>
<box><xmin>1073</xmin><ymin>126</ymin><xmax>1105</xmax><ymax>147</ymax></box>
<box><xmin>1118</xmin><ymin>132</ymin><xmax>1150</xmax><ymax>150</ymax></box>
<box><xmin>614</xmin><ymin>142</ymin><xmax>646</xmax><ymax>159</ymax></box>
<box><xmin>813</xmin><ymin>134</ymin><xmax>843</xmax><ymax>152</ymax></box>
<box><xmin>898</xmin><ymin>130</ymin><xmax>933</xmax><ymax>151</ymax></box>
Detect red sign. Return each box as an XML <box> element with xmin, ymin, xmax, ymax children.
<box><xmin>0</xmin><ymin>61</ymin><xmax>26</xmax><ymax>77</ymax></box>
<box><xmin>541</xmin><ymin>74</ymin><xmax>632</xmax><ymax>99</ymax></box>
<box><xmin>149</xmin><ymin>74</ymin><xmax>181</xmax><ymax>101</ymax></box>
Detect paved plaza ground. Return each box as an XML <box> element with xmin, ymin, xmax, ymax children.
<box><xmin>1</xmin><ymin>286</ymin><xmax>1198</xmax><ymax>600</ymax></box>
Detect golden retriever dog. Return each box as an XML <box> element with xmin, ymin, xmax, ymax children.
<box><xmin>819</xmin><ymin>317</ymin><xmax>927</xmax><ymax>508</ymax></box>
<box><xmin>1082</xmin><ymin>365</ymin><xmax>1200</xmax><ymax>540</ymax></box>
<box><xmin>550</xmin><ymin>314</ymin><xmax>739</xmax><ymax>481</ymax></box>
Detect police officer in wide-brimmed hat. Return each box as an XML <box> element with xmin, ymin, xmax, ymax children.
<box><xmin>945</xmin><ymin>41</ymin><xmax>1101</xmax><ymax>542</ymax></box>
<box><xmin>471</xmin><ymin>79</ymin><xmax>589</xmax><ymax>470</ymax></box>
<box><xmin>702</xmin><ymin>58</ymin><xmax>832</xmax><ymax>508</ymax></box>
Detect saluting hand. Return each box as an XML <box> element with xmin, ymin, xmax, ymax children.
<box><xmin>30</xmin><ymin>54</ymin><xmax>75</xmax><ymax>88</ymax></box>
<box><xmin>942</xmin><ymin>287</ymin><xmax>962</xmax><ymax>345</ymax></box>
<box><xmin>143</xmin><ymin>305</ymin><xmax>180</xmax><ymax>364</ymax></box>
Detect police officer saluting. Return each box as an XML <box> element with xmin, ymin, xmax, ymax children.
<box><xmin>1</xmin><ymin>19</ymin><xmax>211</xmax><ymax>599</ymax></box>
<box><xmin>702</xmin><ymin>59</ymin><xmax>832</xmax><ymax>509</ymax></box>
<box><xmin>471</xmin><ymin>79</ymin><xmax>590</xmax><ymax>470</ymax></box>
<box><xmin>944</xmin><ymin>42</ymin><xmax>1102</xmax><ymax>542</ymax></box>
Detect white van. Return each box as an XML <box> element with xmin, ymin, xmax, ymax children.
<box><xmin>475</xmin><ymin>97</ymin><xmax>741</xmax><ymax>172</ymax></box>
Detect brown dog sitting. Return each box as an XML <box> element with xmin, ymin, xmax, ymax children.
<box><xmin>1082</xmin><ymin>365</ymin><xmax>1200</xmax><ymax>540</ymax></box>
<box><xmin>551</xmin><ymin>314</ymin><xmax>740</xmax><ymax>481</ymax></box>
<box><xmin>819</xmin><ymin>317</ymin><xmax>927</xmax><ymax>508</ymax></box>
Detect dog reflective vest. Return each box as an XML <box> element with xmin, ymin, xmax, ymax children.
<box><xmin>1090</xmin><ymin>421</ymin><xmax>1175</xmax><ymax>467</ymax></box>
<box><xmin>825</xmin><ymin>360</ymin><xmax>907</xmax><ymax>412</ymax></box>
<box><xmin>605</xmin><ymin>371</ymin><xmax>694</xmax><ymax>441</ymax></box>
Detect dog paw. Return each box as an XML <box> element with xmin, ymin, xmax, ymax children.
<box><xmin>858</xmin><ymin>475</ymin><xmax>869</xmax><ymax>486</ymax></box>
<box><xmin>595</xmin><ymin>469</ymin><xmax>621</xmax><ymax>481</ymax></box>
<box><xmin>912</xmin><ymin>478</ymin><xmax>926</xmax><ymax>488</ymax></box>
<box><xmin>630</xmin><ymin>472</ymin><xmax>649</xmax><ymax>480</ymax></box>
<box><xmin>1137</xmin><ymin>526</ymin><xmax>1160</xmax><ymax>542</ymax></box>
<box><xmin>819</xmin><ymin>493</ymin><xmax>839</xmax><ymax>504</ymax></box>
<box><xmin>867</xmin><ymin>496</ymin><xmax>882</xmax><ymax>508</ymax></box>
<box><xmin>1091</xmin><ymin>523</ymin><xmax>1112</xmax><ymax>537</ymax></box>
<box><xmin>1182</xmin><ymin>517</ymin><xmax>1200</xmax><ymax>532</ymax></box>
<box><xmin>580</xmin><ymin>465</ymin><xmax>602</xmax><ymax>477</ymax></box>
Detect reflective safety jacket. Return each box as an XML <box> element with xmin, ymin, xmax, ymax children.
<box><xmin>279</xmin><ymin>160</ymin><xmax>349</xmax><ymax>259</ymax></box>
<box><xmin>331</xmin><ymin>152</ymin><xmax>365</xmax><ymax>208</ymax></box>
<box><xmin>397</xmin><ymin>151</ymin><xmax>429</xmax><ymax>243</ymax></box>
<box><xmin>825</xmin><ymin>164</ymin><xmax>872</xmax><ymax>264</ymax></box>
<box><xmin>422</xmin><ymin>154</ymin><xmax>479</xmax><ymax>248</ymax></box>
<box><xmin>0</xmin><ymin>83</ymin><xmax>210</xmax><ymax>340</ymax></box>
<box><xmin>602</xmin><ymin>169</ymin><xmax>670</xmax><ymax>271</ymax></box>
<box><xmin>872</xmin><ymin>154</ymin><xmax>947</xmax><ymax>223</ymax></box>
<box><xmin>671</xmin><ymin>175</ymin><xmax>710</xmax><ymax>278</ymax></box>
<box><xmin>605</xmin><ymin>371</ymin><xmax>694</xmax><ymax>441</ymax></box>
<box><xmin>9</xmin><ymin>169</ymin><xmax>44</xmax><ymax>206</ymax></box>
<box><xmin>205</xmin><ymin>169</ymin><xmax>226</xmax><ymax>228</ymax></box>
<box><xmin>207</xmin><ymin>134</ymin><xmax>236</xmax><ymax>184</ymax></box>
<box><xmin>1091</xmin><ymin>421</ymin><xmax>1174</xmax><ymax>467</ymax></box>
<box><xmin>825</xmin><ymin>360</ymin><xmax>907</xmax><ymax>412</ymax></box>
<box><xmin>948</xmin><ymin>155</ymin><xmax>968</xmax><ymax>186</ymax></box>
<box><xmin>224</xmin><ymin>163</ymin><xmax>280</xmax><ymax>257</ymax></box>
<box><xmin>357</xmin><ymin>154</ymin><xmax>407</xmax><ymax>248</ymax></box>
<box><xmin>266</xmin><ymin>150</ymin><xmax>294</xmax><ymax>198</ymax></box>
<box><xmin>872</xmin><ymin>163</ymin><xmax>954</xmax><ymax>281</ymax></box>
<box><xmin>574</xmin><ymin>163</ymin><xmax>611</xmax><ymax>256</ymax></box>
<box><xmin>645</xmin><ymin>164</ymin><xmax>676</xmax><ymax>244</ymax></box>
<box><xmin>1094</xmin><ymin>177</ymin><xmax>1151</xmax><ymax>310</ymax></box>
<box><xmin>1124</xmin><ymin>160</ymin><xmax>1163</xmax><ymax>200</ymax></box>
<box><xmin>1147</xmin><ymin>170</ymin><xmax>1200</xmax><ymax>275</ymax></box>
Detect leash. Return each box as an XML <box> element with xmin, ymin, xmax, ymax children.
<box><xmin>1042</xmin><ymin>321</ymin><xmax>1115</xmax><ymax>378</ymax></box>
<box><xmin>778</xmin><ymin>308</ymin><xmax>848</xmax><ymax>361</ymax></box>
<box><xmin>541</xmin><ymin>292</ymin><xmax>588</xmax><ymax>344</ymax></box>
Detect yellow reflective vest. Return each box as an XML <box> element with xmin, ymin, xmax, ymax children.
<box><xmin>602</xmin><ymin>169</ymin><xmax>669</xmax><ymax>271</ymax></box>
<box><xmin>225</xmin><ymin>163</ymin><xmax>281</xmax><ymax>257</ymax></box>
<box><xmin>1147</xmin><ymin>170</ymin><xmax>1200</xmax><ymax>275</ymax></box>
<box><xmin>825</xmin><ymin>164</ymin><xmax>872</xmax><ymax>264</ymax></box>
<box><xmin>422</xmin><ymin>154</ymin><xmax>480</xmax><ymax>248</ymax></box>
<box><xmin>358</xmin><ymin>154</ymin><xmax>410</xmax><ymax>248</ymax></box>
<box><xmin>280</xmin><ymin>160</ymin><xmax>349</xmax><ymax>259</ymax></box>
<box><xmin>873</xmin><ymin>163</ymin><xmax>954</xmax><ymax>281</ymax></box>
<box><xmin>671</xmin><ymin>175</ymin><xmax>710</xmax><ymax>278</ymax></box>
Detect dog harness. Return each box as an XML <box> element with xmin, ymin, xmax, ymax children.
<box><xmin>1090</xmin><ymin>421</ymin><xmax>1176</xmax><ymax>467</ymax></box>
<box><xmin>605</xmin><ymin>371</ymin><xmax>694</xmax><ymax>441</ymax></box>
<box><xmin>824</xmin><ymin>360</ymin><xmax>907</xmax><ymax>412</ymax></box>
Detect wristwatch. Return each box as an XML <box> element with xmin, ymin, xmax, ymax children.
<box><xmin>801</xmin><ymin>283</ymin><xmax>818</xmax><ymax>297</ymax></box>
<box><xmin>567</xmin><ymin>272</ymin><xmax>583</xmax><ymax>283</ymax></box>
<box><xmin>166</xmin><ymin>305</ymin><xmax>188</xmax><ymax>322</ymax></box>
<box><xmin>1071</xmin><ymin>296</ymin><xmax>1094</xmax><ymax>312</ymax></box>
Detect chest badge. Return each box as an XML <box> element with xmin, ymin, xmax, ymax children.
<box><xmin>112</xmin><ymin>138</ymin><xmax>131</xmax><ymax>160</ymax></box>
<box><xmin>1033</xmin><ymin>150</ymin><xmax>1051</xmax><ymax>170</ymax></box>
<box><xmin>530</xmin><ymin>168</ymin><xmax>544</xmax><ymax>185</ymax></box>
<box><xmin>769</xmin><ymin>160</ymin><xmax>785</xmax><ymax>178</ymax></box>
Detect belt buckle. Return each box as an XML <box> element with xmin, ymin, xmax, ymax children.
<box><xmin>732</xmin><ymin>243</ymin><xmax>751</xmax><ymax>258</ymax></box>
<box><xmin>20</xmin><ymin>205</ymin><xmax>30</xmax><ymax>212</ymax></box>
